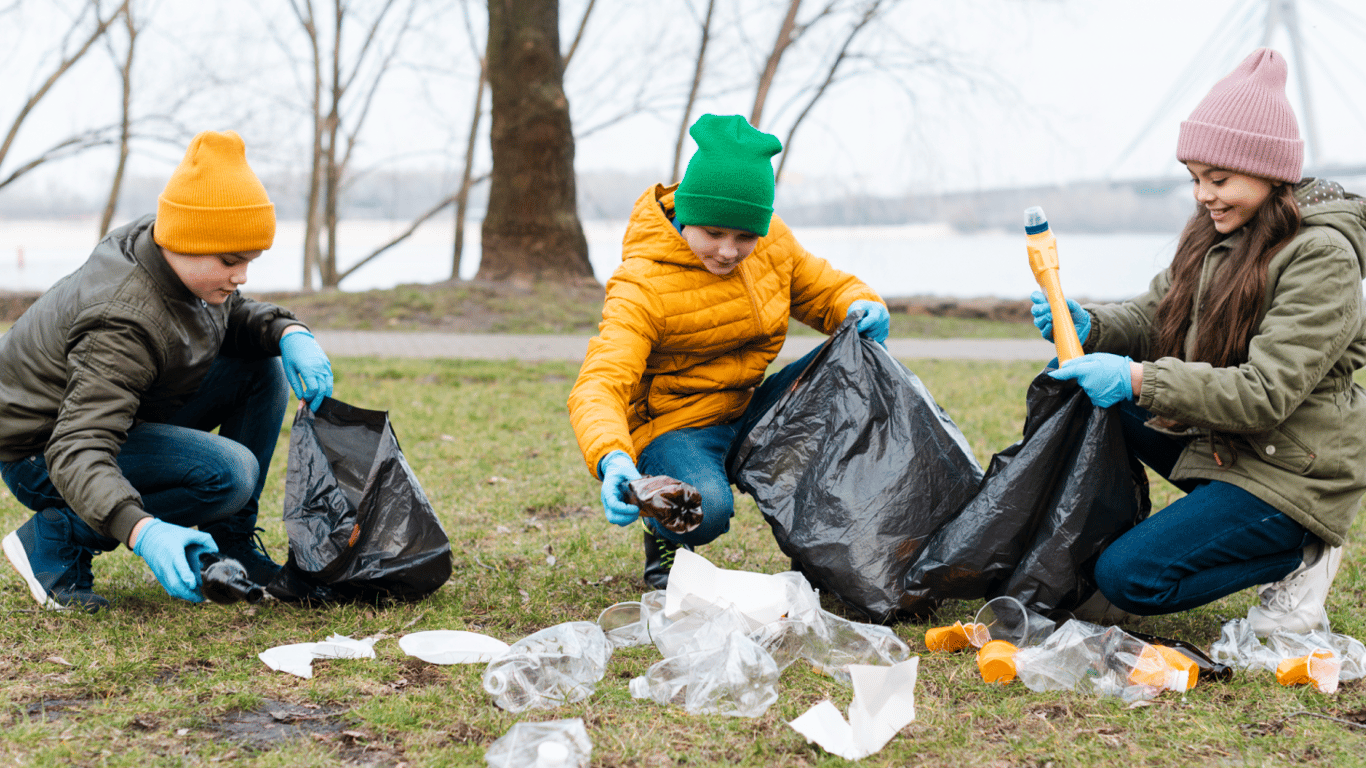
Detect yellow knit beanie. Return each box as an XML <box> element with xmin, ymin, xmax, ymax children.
<box><xmin>153</xmin><ymin>130</ymin><xmax>276</xmax><ymax>254</ymax></box>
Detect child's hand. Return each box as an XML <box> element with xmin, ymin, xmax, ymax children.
<box><xmin>598</xmin><ymin>451</ymin><xmax>641</xmax><ymax>526</ymax></box>
<box><xmin>280</xmin><ymin>329</ymin><xmax>334</xmax><ymax>411</ymax></box>
<box><xmin>847</xmin><ymin>300</ymin><xmax>890</xmax><ymax>345</ymax></box>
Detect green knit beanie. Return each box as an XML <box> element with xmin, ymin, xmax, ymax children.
<box><xmin>674</xmin><ymin>114</ymin><xmax>783</xmax><ymax>237</ymax></box>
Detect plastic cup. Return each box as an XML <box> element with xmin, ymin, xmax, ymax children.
<box><xmin>973</xmin><ymin>595</ymin><xmax>1055</xmax><ymax>648</ymax></box>
<box><xmin>596</xmin><ymin>601</ymin><xmax>646</xmax><ymax>648</ymax></box>
<box><xmin>976</xmin><ymin>639</ymin><xmax>1018</xmax><ymax>684</ymax></box>
<box><xmin>926</xmin><ymin>622</ymin><xmax>977</xmax><ymax>652</ymax></box>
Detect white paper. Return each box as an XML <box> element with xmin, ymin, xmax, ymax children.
<box><xmin>664</xmin><ymin>549</ymin><xmax>790</xmax><ymax>626</ymax></box>
<box><xmin>259</xmin><ymin>635</ymin><xmax>378</xmax><ymax>678</ymax></box>
<box><xmin>789</xmin><ymin>658</ymin><xmax>919</xmax><ymax>760</ymax></box>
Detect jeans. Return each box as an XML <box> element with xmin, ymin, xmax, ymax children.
<box><xmin>637</xmin><ymin>346</ymin><xmax>821</xmax><ymax>547</ymax></box>
<box><xmin>1092</xmin><ymin>401</ymin><xmax>1313</xmax><ymax>615</ymax></box>
<box><xmin>1</xmin><ymin>355</ymin><xmax>289</xmax><ymax>549</ymax></box>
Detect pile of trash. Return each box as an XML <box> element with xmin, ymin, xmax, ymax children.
<box><xmin>925</xmin><ymin>595</ymin><xmax>1366</xmax><ymax>703</ymax></box>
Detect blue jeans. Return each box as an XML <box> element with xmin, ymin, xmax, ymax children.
<box><xmin>1</xmin><ymin>355</ymin><xmax>289</xmax><ymax>549</ymax></box>
<box><xmin>637</xmin><ymin>347</ymin><xmax>820</xmax><ymax>547</ymax></box>
<box><xmin>1092</xmin><ymin>401</ymin><xmax>1313</xmax><ymax>615</ymax></box>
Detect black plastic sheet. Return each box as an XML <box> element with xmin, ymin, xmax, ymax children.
<box><xmin>267</xmin><ymin>397</ymin><xmax>452</xmax><ymax>603</ymax></box>
<box><xmin>729</xmin><ymin>317</ymin><xmax>985</xmax><ymax>623</ymax></box>
<box><xmin>902</xmin><ymin>366</ymin><xmax>1151</xmax><ymax>615</ymax></box>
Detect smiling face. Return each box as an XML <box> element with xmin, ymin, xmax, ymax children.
<box><xmin>1185</xmin><ymin>161</ymin><xmax>1277</xmax><ymax>234</ymax></box>
<box><xmin>160</xmin><ymin>247</ymin><xmax>262</xmax><ymax>304</ymax></box>
<box><xmin>680</xmin><ymin>225</ymin><xmax>760</xmax><ymax>276</ymax></box>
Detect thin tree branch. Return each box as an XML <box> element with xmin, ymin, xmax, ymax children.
<box><xmin>562</xmin><ymin>0</ymin><xmax>597</xmax><ymax>69</ymax></box>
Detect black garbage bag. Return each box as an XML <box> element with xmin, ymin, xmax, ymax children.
<box><xmin>729</xmin><ymin>317</ymin><xmax>985</xmax><ymax>623</ymax></box>
<box><xmin>266</xmin><ymin>397</ymin><xmax>452</xmax><ymax>603</ymax></box>
<box><xmin>901</xmin><ymin>366</ymin><xmax>1151</xmax><ymax>615</ymax></box>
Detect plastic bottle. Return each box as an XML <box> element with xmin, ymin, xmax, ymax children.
<box><xmin>481</xmin><ymin>622</ymin><xmax>612</xmax><ymax>712</ymax></box>
<box><xmin>629</xmin><ymin>631</ymin><xmax>780</xmax><ymax>717</ymax></box>
<box><xmin>198</xmin><ymin>553</ymin><xmax>264</xmax><ymax>604</ymax></box>
<box><xmin>1025</xmin><ymin>206</ymin><xmax>1083</xmax><ymax>363</ymax></box>
<box><xmin>483</xmin><ymin>718</ymin><xmax>591</xmax><ymax>768</ymax></box>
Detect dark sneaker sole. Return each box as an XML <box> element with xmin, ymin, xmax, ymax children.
<box><xmin>3</xmin><ymin>530</ymin><xmax>67</xmax><ymax>611</ymax></box>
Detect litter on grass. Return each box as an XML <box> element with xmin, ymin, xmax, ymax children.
<box><xmin>258</xmin><ymin>635</ymin><xmax>377</xmax><ymax>679</ymax></box>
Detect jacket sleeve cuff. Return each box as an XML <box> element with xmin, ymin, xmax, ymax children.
<box><xmin>108</xmin><ymin>503</ymin><xmax>152</xmax><ymax>547</ymax></box>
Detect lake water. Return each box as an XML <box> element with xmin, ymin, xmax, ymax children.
<box><xmin>0</xmin><ymin>217</ymin><xmax>1180</xmax><ymax>302</ymax></box>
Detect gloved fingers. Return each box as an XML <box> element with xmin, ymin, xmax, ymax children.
<box><xmin>601</xmin><ymin>486</ymin><xmax>640</xmax><ymax>526</ymax></box>
<box><xmin>284</xmin><ymin>363</ymin><xmax>307</xmax><ymax>401</ymax></box>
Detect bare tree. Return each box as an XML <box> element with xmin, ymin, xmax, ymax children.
<box><xmin>99</xmin><ymin>2</ymin><xmax>138</xmax><ymax>237</ymax></box>
<box><xmin>0</xmin><ymin>0</ymin><xmax>128</xmax><ymax>191</ymax></box>
<box><xmin>670</xmin><ymin>0</ymin><xmax>715</xmax><ymax>183</ymax></box>
<box><xmin>451</xmin><ymin>0</ymin><xmax>488</xmax><ymax>280</ymax></box>
<box><xmin>479</xmin><ymin>0</ymin><xmax>592</xmax><ymax>283</ymax></box>
<box><xmin>287</xmin><ymin>0</ymin><xmax>417</xmax><ymax>289</ymax></box>
<box><xmin>774</xmin><ymin>0</ymin><xmax>889</xmax><ymax>185</ymax></box>
<box><xmin>751</xmin><ymin>0</ymin><xmax>801</xmax><ymax>128</ymax></box>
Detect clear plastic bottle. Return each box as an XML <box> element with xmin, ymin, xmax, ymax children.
<box><xmin>482</xmin><ymin>622</ymin><xmax>613</xmax><ymax>712</ymax></box>
<box><xmin>484</xmin><ymin>718</ymin><xmax>591</xmax><ymax>768</ymax></box>
<box><xmin>629</xmin><ymin>631</ymin><xmax>780</xmax><ymax>718</ymax></box>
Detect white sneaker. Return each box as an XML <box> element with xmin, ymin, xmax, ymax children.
<box><xmin>1246</xmin><ymin>541</ymin><xmax>1343</xmax><ymax>637</ymax></box>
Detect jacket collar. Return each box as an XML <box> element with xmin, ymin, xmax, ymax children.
<box><xmin>137</xmin><ymin>219</ymin><xmax>200</xmax><ymax>304</ymax></box>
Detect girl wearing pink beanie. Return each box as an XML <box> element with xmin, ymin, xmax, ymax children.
<box><xmin>1036</xmin><ymin>49</ymin><xmax>1366</xmax><ymax>635</ymax></box>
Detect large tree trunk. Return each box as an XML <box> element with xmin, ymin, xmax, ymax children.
<box><xmin>479</xmin><ymin>0</ymin><xmax>592</xmax><ymax>283</ymax></box>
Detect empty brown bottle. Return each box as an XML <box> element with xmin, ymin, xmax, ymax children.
<box><xmin>625</xmin><ymin>475</ymin><xmax>703</xmax><ymax>534</ymax></box>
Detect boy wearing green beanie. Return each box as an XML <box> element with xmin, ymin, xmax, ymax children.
<box><xmin>568</xmin><ymin>114</ymin><xmax>889</xmax><ymax>587</ymax></box>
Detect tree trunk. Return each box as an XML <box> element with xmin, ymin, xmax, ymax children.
<box><xmin>100</xmin><ymin>6</ymin><xmax>136</xmax><ymax>238</ymax></box>
<box><xmin>751</xmin><ymin>0</ymin><xmax>801</xmax><ymax>128</ymax></box>
<box><xmin>479</xmin><ymin>0</ymin><xmax>592</xmax><ymax>284</ymax></box>
<box><xmin>671</xmin><ymin>0</ymin><xmax>716</xmax><ymax>183</ymax></box>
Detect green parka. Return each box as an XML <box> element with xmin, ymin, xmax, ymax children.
<box><xmin>0</xmin><ymin>216</ymin><xmax>301</xmax><ymax>543</ymax></box>
<box><xmin>1086</xmin><ymin>178</ymin><xmax>1366</xmax><ymax>546</ymax></box>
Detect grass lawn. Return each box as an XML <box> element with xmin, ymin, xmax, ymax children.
<box><xmin>1</xmin><ymin>355</ymin><xmax>1363</xmax><ymax>767</ymax></box>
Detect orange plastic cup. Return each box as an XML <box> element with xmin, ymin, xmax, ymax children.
<box><xmin>1276</xmin><ymin>649</ymin><xmax>1339</xmax><ymax>693</ymax></box>
<box><xmin>926</xmin><ymin>621</ymin><xmax>988</xmax><ymax>652</ymax></box>
<box><xmin>1129</xmin><ymin>645</ymin><xmax>1199</xmax><ymax>691</ymax></box>
<box><xmin>977</xmin><ymin>640</ymin><xmax>1018</xmax><ymax>684</ymax></box>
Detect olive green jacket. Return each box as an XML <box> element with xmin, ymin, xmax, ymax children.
<box><xmin>1085</xmin><ymin>179</ymin><xmax>1366</xmax><ymax>545</ymax></box>
<box><xmin>0</xmin><ymin>216</ymin><xmax>301</xmax><ymax>543</ymax></box>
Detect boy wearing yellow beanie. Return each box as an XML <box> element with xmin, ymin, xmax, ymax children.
<box><xmin>568</xmin><ymin>114</ymin><xmax>889</xmax><ymax>588</ymax></box>
<box><xmin>0</xmin><ymin>130</ymin><xmax>334</xmax><ymax>610</ymax></box>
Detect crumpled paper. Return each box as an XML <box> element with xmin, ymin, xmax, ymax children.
<box><xmin>788</xmin><ymin>658</ymin><xmax>919</xmax><ymax>760</ymax></box>
<box><xmin>259</xmin><ymin>634</ymin><xmax>377</xmax><ymax>679</ymax></box>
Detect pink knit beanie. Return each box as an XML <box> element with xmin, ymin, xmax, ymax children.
<box><xmin>1176</xmin><ymin>48</ymin><xmax>1303</xmax><ymax>183</ymax></box>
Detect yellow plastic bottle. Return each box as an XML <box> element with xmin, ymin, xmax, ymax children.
<box><xmin>1025</xmin><ymin>206</ymin><xmax>1084</xmax><ymax>363</ymax></box>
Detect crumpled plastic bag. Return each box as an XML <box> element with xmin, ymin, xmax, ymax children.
<box><xmin>903</xmin><ymin>367</ymin><xmax>1151</xmax><ymax>615</ymax></box>
<box><xmin>1012</xmin><ymin>619</ymin><xmax>1189</xmax><ymax>703</ymax></box>
<box><xmin>267</xmin><ymin>397</ymin><xmax>452</xmax><ymax>603</ymax></box>
<box><xmin>729</xmin><ymin>317</ymin><xmax>984</xmax><ymax>622</ymax></box>
<box><xmin>629</xmin><ymin>631</ymin><xmax>781</xmax><ymax>718</ymax></box>
<box><xmin>1209</xmin><ymin>618</ymin><xmax>1366</xmax><ymax>693</ymax></box>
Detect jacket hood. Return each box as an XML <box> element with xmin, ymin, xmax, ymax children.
<box><xmin>1296</xmin><ymin>178</ymin><xmax>1366</xmax><ymax>277</ymax></box>
<box><xmin>621</xmin><ymin>184</ymin><xmax>709</xmax><ymax>269</ymax></box>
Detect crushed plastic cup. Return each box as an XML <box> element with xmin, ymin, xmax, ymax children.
<box><xmin>973</xmin><ymin>596</ymin><xmax>1055</xmax><ymax>648</ymax></box>
<box><xmin>484</xmin><ymin>718</ymin><xmax>591</xmax><ymax>768</ymax></box>
<box><xmin>925</xmin><ymin>621</ymin><xmax>987</xmax><ymax>652</ymax></box>
<box><xmin>977</xmin><ymin>640</ymin><xmax>1018</xmax><ymax>683</ymax></box>
<box><xmin>1276</xmin><ymin>649</ymin><xmax>1340</xmax><ymax>694</ymax></box>
<box><xmin>596</xmin><ymin>602</ymin><xmax>649</xmax><ymax>648</ymax></box>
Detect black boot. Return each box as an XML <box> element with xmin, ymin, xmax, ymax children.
<box><xmin>642</xmin><ymin>528</ymin><xmax>692</xmax><ymax>590</ymax></box>
<box><xmin>201</xmin><ymin>512</ymin><xmax>280</xmax><ymax>586</ymax></box>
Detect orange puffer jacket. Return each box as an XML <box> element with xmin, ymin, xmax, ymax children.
<box><xmin>568</xmin><ymin>184</ymin><xmax>882</xmax><ymax>478</ymax></box>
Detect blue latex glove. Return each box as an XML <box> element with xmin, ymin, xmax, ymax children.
<box><xmin>1049</xmin><ymin>353</ymin><xmax>1135</xmax><ymax>408</ymax></box>
<box><xmin>280</xmin><ymin>329</ymin><xmax>334</xmax><ymax>411</ymax></box>
<box><xmin>132</xmin><ymin>519</ymin><xmax>218</xmax><ymax>603</ymax></box>
<box><xmin>1030</xmin><ymin>291</ymin><xmax>1091</xmax><ymax>346</ymax></box>
<box><xmin>847</xmin><ymin>300</ymin><xmax>890</xmax><ymax>345</ymax></box>
<box><xmin>598</xmin><ymin>450</ymin><xmax>642</xmax><ymax>526</ymax></box>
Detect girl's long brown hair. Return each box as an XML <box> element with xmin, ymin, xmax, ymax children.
<box><xmin>1151</xmin><ymin>183</ymin><xmax>1302</xmax><ymax>367</ymax></box>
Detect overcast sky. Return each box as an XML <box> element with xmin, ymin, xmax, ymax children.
<box><xmin>3</xmin><ymin>0</ymin><xmax>1364</xmax><ymax>206</ymax></box>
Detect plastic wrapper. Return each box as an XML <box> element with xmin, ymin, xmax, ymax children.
<box><xmin>482</xmin><ymin>622</ymin><xmax>613</xmax><ymax>712</ymax></box>
<box><xmin>484</xmin><ymin>718</ymin><xmax>591</xmax><ymax>768</ymax></box>
<box><xmin>729</xmin><ymin>317</ymin><xmax>984</xmax><ymax>622</ymax></box>
<box><xmin>903</xmin><ymin>367</ymin><xmax>1151</xmax><ymax>615</ymax></box>
<box><xmin>1012</xmin><ymin>619</ymin><xmax>1186</xmax><ymax>702</ymax></box>
<box><xmin>267</xmin><ymin>398</ymin><xmax>452</xmax><ymax>603</ymax></box>
<box><xmin>629</xmin><ymin>631</ymin><xmax>781</xmax><ymax>718</ymax></box>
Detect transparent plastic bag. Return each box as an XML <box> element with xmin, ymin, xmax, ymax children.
<box><xmin>629</xmin><ymin>632</ymin><xmax>780</xmax><ymax>718</ymax></box>
<box><xmin>482</xmin><ymin>622</ymin><xmax>612</xmax><ymax>712</ymax></box>
<box><xmin>484</xmin><ymin>718</ymin><xmax>591</xmax><ymax>768</ymax></box>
